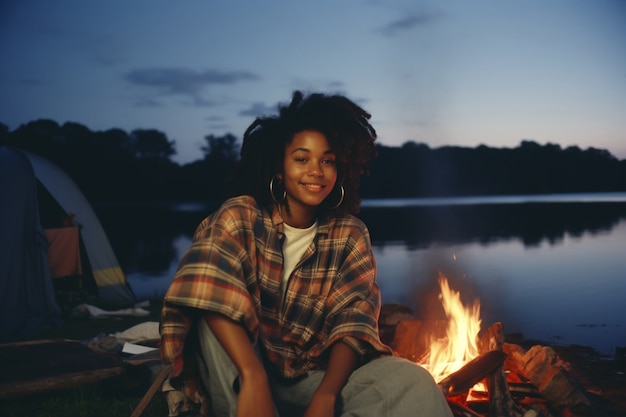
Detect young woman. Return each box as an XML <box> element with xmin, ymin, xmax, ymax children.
<box><xmin>160</xmin><ymin>91</ymin><xmax>452</xmax><ymax>417</ymax></box>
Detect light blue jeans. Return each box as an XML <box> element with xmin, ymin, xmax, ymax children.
<box><xmin>196</xmin><ymin>319</ymin><xmax>452</xmax><ymax>417</ymax></box>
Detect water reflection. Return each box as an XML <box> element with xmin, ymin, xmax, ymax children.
<box><xmin>374</xmin><ymin>223</ymin><xmax>626</xmax><ymax>356</ymax></box>
<box><xmin>95</xmin><ymin>195</ymin><xmax>626</xmax><ymax>355</ymax></box>
<box><xmin>359</xmin><ymin>201</ymin><xmax>626</xmax><ymax>248</ymax></box>
<box><xmin>97</xmin><ymin>203</ymin><xmax>212</xmax><ymax>274</ymax></box>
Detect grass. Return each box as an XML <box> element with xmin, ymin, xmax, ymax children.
<box><xmin>0</xmin><ymin>300</ymin><xmax>171</xmax><ymax>417</ymax></box>
<box><xmin>1</xmin><ymin>381</ymin><xmax>168</xmax><ymax>417</ymax></box>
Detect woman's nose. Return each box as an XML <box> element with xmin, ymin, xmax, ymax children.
<box><xmin>308</xmin><ymin>163</ymin><xmax>323</xmax><ymax>177</ymax></box>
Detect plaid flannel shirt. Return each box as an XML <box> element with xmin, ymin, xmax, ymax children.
<box><xmin>160</xmin><ymin>196</ymin><xmax>391</xmax><ymax>408</ymax></box>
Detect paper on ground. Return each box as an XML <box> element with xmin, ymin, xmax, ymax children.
<box><xmin>122</xmin><ymin>342</ymin><xmax>158</xmax><ymax>355</ymax></box>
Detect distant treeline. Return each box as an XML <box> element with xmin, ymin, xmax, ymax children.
<box><xmin>362</xmin><ymin>141</ymin><xmax>626</xmax><ymax>198</ymax></box>
<box><xmin>2</xmin><ymin>119</ymin><xmax>625</xmax><ymax>203</ymax></box>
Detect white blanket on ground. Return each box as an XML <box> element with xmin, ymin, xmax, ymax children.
<box><xmin>72</xmin><ymin>302</ymin><xmax>151</xmax><ymax>319</ymax></box>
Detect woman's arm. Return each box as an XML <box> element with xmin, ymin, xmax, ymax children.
<box><xmin>204</xmin><ymin>313</ymin><xmax>275</xmax><ymax>417</ymax></box>
<box><xmin>304</xmin><ymin>340</ymin><xmax>359</xmax><ymax>417</ymax></box>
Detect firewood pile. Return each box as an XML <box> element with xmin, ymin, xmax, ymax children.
<box><xmin>379</xmin><ymin>304</ymin><xmax>626</xmax><ymax>417</ymax></box>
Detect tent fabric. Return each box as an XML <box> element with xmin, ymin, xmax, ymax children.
<box><xmin>22</xmin><ymin>150</ymin><xmax>136</xmax><ymax>307</ymax></box>
<box><xmin>0</xmin><ymin>147</ymin><xmax>63</xmax><ymax>342</ymax></box>
<box><xmin>0</xmin><ymin>146</ymin><xmax>136</xmax><ymax>342</ymax></box>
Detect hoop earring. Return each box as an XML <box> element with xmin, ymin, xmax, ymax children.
<box><xmin>269</xmin><ymin>176</ymin><xmax>286</xmax><ymax>204</ymax></box>
<box><xmin>327</xmin><ymin>185</ymin><xmax>345</xmax><ymax>210</ymax></box>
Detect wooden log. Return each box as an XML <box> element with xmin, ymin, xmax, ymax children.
<box><xmin>0</xmin><ymin>337</ymin><xmax>76</xmax><ymax>347</ymax></box>
<box><xmin>379</xmin><ymin>303</ymin><xmax>414</xmax><ymax>346</ymax></box>
<box><xmin>390</xmin><ymin>319</ymin><xmax>427</xmax><ymax>362</ymax></box>
<box><xmin>479</xmin><ymin>322</ymin><xmax>524</xmax><ymax>417</ymax></box>
<box><xmin>521</xmin><ymin>345</ymin><xmax>596</xmax><ymax>416</ymax></box>
<box><xmin>0</xmin><ymin>338</ymin><xmax>126</xmax><ymax>399</ymax></box>
<box><xmin>438</xmin><ymin>350</ymin><xmax>507</xmax><ymax>397</ymax></box>
<box><xmin>448</xmin><ymin>400</ymin><xmax>486</xmax><ymax>417</ymax></box>
<box><xmin>0</xmin><ymin>367</ymin><xmax>125</xmax><ymax>399</ymax></box>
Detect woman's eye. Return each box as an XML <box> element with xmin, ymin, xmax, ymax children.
<box><xmin>323</xmin><ymin>158</ymin><xmax>336</xmax><ymax>165</ymax></box>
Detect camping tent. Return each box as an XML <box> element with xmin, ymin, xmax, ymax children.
<box><xmin>0</xmin><ymin>146</ymin><xmax>135</xmax><ymax>341</ymax></box>
<box><xmin>1</xmin><ymin>147</ymin><xmax>63</xmax><ymax>342</ymax></box>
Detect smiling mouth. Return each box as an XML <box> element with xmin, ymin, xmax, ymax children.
<box><xmin>301</xmin><ymin>183</ymin><xmax>326</xmax><ymax>192</ymax></box>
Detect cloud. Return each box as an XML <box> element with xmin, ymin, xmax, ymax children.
<box><xmin>125</xmin><ymin>67</ymin><xmax>259</xmax><ymax>107</ymax></box>
<box><xmin>206</xmin><ymin>115</ymin><xmax>232</xmax><ymax>130</ymax></box>
<box><xmin>289</xmin><ymin>78</ymin><xmax>347</xmax><ymax>95</ymax></box>
<box><xmin>379</xmin><ymin>10</ymin><xmax>441</xmax><ymax>36</ymax></box>
<box><xmin>239</xmin><ymin>85</ymin><xmax>362</xmax><ymax>120</ymax></box>
<box><xmin>238</xmin><ymin>101</ymin><xmax>277</xmax><ymax>117</ymax></box>
<box><xmin>325</xmin><ymin>80</ymin><xmax>347</xmax><ymax>91</ymax></box>
<box><xmin>207</xmin><ymin>122</ymin><xmax>232</xmax><ymax>131</ymax></box>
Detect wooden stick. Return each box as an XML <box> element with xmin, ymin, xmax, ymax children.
<box><xmin>438</xmin><ymin>350</ymin><xmax>506</xmax><ymax>397</ymax></box>
<box><xmin>480</xmin><ymin>323</ymin><xmax>523</xmax><ymax>417</ymax></box>
<box><xmin>0</xmin><ymin>367</ymin><xmax>125</xmax><ymax>400</ymax></box>
<box><xmin>129</xmin><ymin>364</ymin><xmax>171</xmax><ymax>417</ymax></box>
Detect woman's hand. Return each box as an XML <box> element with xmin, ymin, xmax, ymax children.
<box><xmin>303</xmin><ymin>341</ymin><xmax>359</xmax><ymax>417</ymax></box>
<box><xmin>303</xmin><ymin>391</ymin><xmax>337</xmax><ymax>417</ymax></box>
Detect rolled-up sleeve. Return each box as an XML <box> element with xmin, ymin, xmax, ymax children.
<box><xmin>163</xmin><ymin>208</ymin><xmax>262</xmax><ymax>336</ymax></box>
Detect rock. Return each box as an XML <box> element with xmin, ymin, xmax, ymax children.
<box><xmin>379</xmin><ymin>303</ymin><xmax>414</xmax><ymax>346</ymax></box>
<box><xmin>522</xmin><ymin>345</ymin><xmax>596</xmax><ymax>416</ymax></box>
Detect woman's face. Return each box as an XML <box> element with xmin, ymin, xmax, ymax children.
<box><xmin>279</xmin><ymin>130</ymin><xmax>337</xmax><ymax>220</ymax></box>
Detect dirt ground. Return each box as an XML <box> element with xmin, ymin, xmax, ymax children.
<box><xmin>551</xmin><ymin>344</ymin><xmax>626</xmax><ymax>416</ymax></box>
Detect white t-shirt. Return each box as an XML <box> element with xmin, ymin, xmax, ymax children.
<box><xmin>281</xmin><ymin>220</ymin><xmax>318</xmax><ymax>298</ymax></box>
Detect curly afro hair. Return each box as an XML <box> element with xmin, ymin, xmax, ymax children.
<box><xmin>226</xmin><ymin>90</ymin><xmax>378</xmax><ymax>215</ymax></box>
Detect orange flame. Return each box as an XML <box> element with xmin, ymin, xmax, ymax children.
<box><xmin>422</xmin><ymin>272</ymin><xmax>482</xmax><ymax>383</ymax></box>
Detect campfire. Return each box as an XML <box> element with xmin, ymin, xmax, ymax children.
<box><xmin>421</xmin><ymin>273</ymin><xmax>482</xmax><ymax>384</ymax></box>
<box><xmin>379</xmin><ymin>272</ymin><xmax>623</xmax><ymax>417</ymax></box>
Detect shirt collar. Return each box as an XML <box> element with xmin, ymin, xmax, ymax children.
<box><xmin>269</xmin><ymin>204</ymin><xmax>330</xmax><ymax>236</ymax></box>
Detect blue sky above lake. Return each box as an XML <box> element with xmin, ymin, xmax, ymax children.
<box><xmin>1</xmin><ymin>0</ymin><xmax>624</xmax><ymax>164</ymax></box>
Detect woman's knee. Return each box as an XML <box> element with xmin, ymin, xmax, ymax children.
<box><xmin>380</xmin><ymin>357</ymin><xmax>438</xmax><ymax>387</ymax></box>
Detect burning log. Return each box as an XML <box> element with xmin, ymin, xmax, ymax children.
<box><xmin>479</xmin><ymin>322</ymin><xmax>525</xmax><ymax>417</ymax></box>
<box><xmin>504</xmin><ymin>344</ymin><xmax>597</xmax><ymax>416</ymax></box>
<box><xmin>438</xmin><ymin>350</ymin><xmax>507</xmax><ymax>397</ymax></box>
<box><xmin>388</xmin><ymin>319</ymin><xmax>428</xmax><ymax>362</ymax></box>
<box><xmin>379</xmin><ymin>303</ymin><xmax>418</xmax><ymax>352</ymax></box>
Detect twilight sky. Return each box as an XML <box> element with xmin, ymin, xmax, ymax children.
<box><xmin>1</xmin><ymin>0</ymin><xmax>625</xmax><ymax>164</ymax></box>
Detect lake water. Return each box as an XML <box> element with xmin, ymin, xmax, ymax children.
<box><xmin>95</xmin><ymin>193</ymin><xmax>626</xmax><ymax>356</ymax></box>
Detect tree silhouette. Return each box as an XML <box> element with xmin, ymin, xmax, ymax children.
<box><xmin>1</xmin><ymin>118</ymin><xmax>624</xmax><ymax>203</ymax></box>
<box><xmin>201</xmin><ymin>133</ymin><xmax>239</xmax><ymax>162</ymax></box>
<box><xmin>130</xmin><ymin>129</ymin><xmax>176</xmax><ymax>161</ymax></box>
<box><xmin>174</xmin><ymin>133</ymin><xmax>241</xmax><ymax>203</ymax></box>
